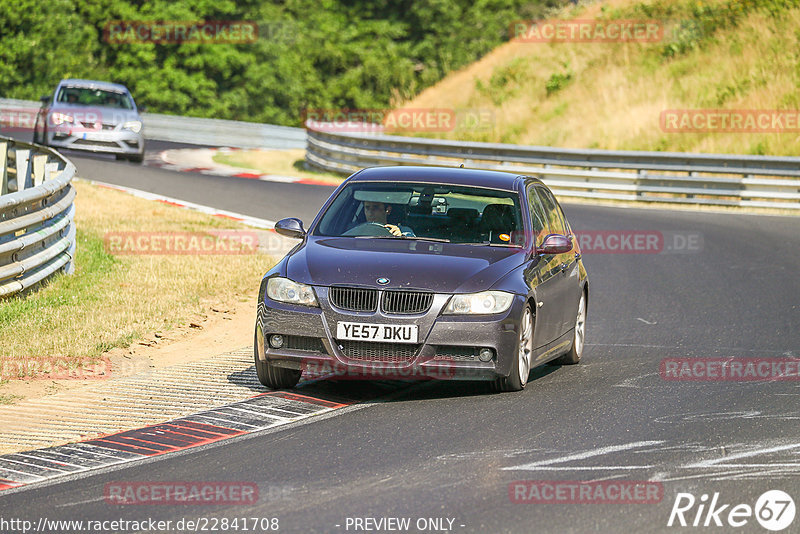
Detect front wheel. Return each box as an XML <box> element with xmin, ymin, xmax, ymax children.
<box><xmin>493</xmin><ymin>304</ymin><xmax>534</xmax><ymax>392</ymax></box>
<box><xmin>254</xmin><ymin>322</ymin><xmax>301</xmax><ymax>389</ymax></box>
<box><xmin>552</xmin><ymin>291</ymin><xmax>586</xmax><ymax>365</ymax></box>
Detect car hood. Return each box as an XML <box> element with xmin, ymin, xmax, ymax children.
<box><xmin>49</xmin><ymin>103</ymin><xmax>140</xmax><ymax>125</ymax></box>
<box><xmin>285</xmin><ymin>237</ymin><xmax>526</xmax><ymax>293</ymax></box>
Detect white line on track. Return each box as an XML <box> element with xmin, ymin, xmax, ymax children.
<box><xmin>501</xmin><ymin>440</ymin><xmax>665</xmax><ymax>471</ymax></box>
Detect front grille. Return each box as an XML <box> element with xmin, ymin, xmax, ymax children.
<box><xmin>433</xmin><ymin>346</ymin><xmax>477</xmax><ymax>361</ymax></box>
<box><xmin>329</xmin><ymin>286</ymin><xmax>378</xmax><ymax>312</ymax></box>
<box><xmin>284</xmin><ymin>335</ymin><xmax>325</xmax><ymax>353</ymax></box>
<box><xmin>382</xmin><ymin>290</ymin><xmax>433</xmax><ymax>314</ymax></box>
<box><xmin>338</xmin><ymin>341</ymin><xmax>420</xmax><ymax>363</ymax></box>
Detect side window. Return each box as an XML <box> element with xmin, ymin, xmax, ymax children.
<box><xmin>535</xmin><ymin>187</ymin><xmax>567</xmax><ymax>236</ymax></box>
<box><xmin>526</xmin><ymin>185</ymin><xmax>547</xmax><ymax>246</ymax></box>
<box><xmin>553</xmin><ymin>199</ymin><xmax>571</xmax><ymax>236</ymax></box>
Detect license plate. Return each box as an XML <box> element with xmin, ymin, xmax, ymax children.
<box><xmin>336</xmin><ymin>322</ymin><xmax>418</xmax><ymax>344</ymax></box>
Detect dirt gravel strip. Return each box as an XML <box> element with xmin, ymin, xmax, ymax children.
<box><xmin>0</xmin><ymin>346</ymin><xmax>361</xmax><ymax>492</ymax></box>
<box><xmin>0</xmin><ymin>348</ymin><xmax>267</xmax><ymax>456</ymax></box>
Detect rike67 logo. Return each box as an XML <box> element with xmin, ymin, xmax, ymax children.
<box><xmin>668</xmin><ymin>490</ymin><xmax>795</xmax><ymax>531</ymax></box>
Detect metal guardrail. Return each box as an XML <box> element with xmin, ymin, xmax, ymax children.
<box><xmin>0</xmin><ymin>98</ymin><xmax>306</xmax><ymax>149</ymax></box>
<box><xmin>140</xmin><ymin>112</ymin><xmax>306</xmax><ymax>149</ymax></box>
<box><xmin>305</xmin><ymin>124</ymin><xmax>800</xmax><ymax>210</ymax></box>
<box><xmin>0</xmin><ymin>135</ymin><xmax>76</xmax><ymax>298</ymax></box>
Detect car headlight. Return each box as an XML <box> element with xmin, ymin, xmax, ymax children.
<box><xmin>123</xmin><ymin>120</ymin><xmax>142</xmax><ymax>133</ymax></box>
<box><xmin>266</xmin><ymin>277</ymin><xmax>318</xmax><ymax>306</ymax></box>
<box><xmin>50</xmin><ymin>113</ymin><xmax>74</xmax><ymax>125</ymax></box>
<box><xmin>443</xmin><ymin>291</ymin><xmax>514</xmax><ymax>315</ymax></box>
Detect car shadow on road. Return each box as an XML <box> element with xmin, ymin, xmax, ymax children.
<box><xmin>227</xmin><ymin>363</ymin><xmax>564</xmax><ymax>404</ymax></box>
<box><xmin>389</xmin><ymin>363</ymin><xmax>564</xmax><ymax>401</ymax></box>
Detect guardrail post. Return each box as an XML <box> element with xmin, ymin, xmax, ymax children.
<box><xmin>64</xmin><ymin>233</ymin><xmax>76</xmax><ymax>275</ymax></box>
<box><xmin>687</xmin><ymin>172</ymin><xmax>697</xmax><ymax>199</ymax></box>
<box><xmin>14</xmin><ymin>148</ymin><xmax>31</xmax><ymax>192</ymax></box>
<box><xmin>32</xmin><ymin>154</ymin><xmax>48</xmax><ymax>186</ymax></box>
<box><xmin>0</xmin><ymin>142</ymin><xmax>7</xmax><ymax>195</ymax></box>
<box><xmin>45</xmin><ymin>162</ymin><xmax>60</xmax><ymax>179</ymax></box>
<box><xmin>635</xmin><ymin>169</ymin><xmax>646</xmax><ymax>200</ymax></box>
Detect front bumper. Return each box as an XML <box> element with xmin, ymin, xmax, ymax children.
<box><xmin>46</xmin><ymin>128</ymin><xmax>144</xmax><ymax>156</ymax></box>
<box><xmin>257</xmin><ymin>287</ymin><xmax>526</xmax><ymax>381</ymax></box>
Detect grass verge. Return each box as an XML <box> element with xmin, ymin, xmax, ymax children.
<box><xmin>0</xmin><ymin>180</ymin><xmax>275</xmax><ymax>369</ymax></box>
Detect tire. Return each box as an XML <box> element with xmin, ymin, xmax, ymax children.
<box><xmin>254</xmin><ymin>321</ymin><xmax>301</xmax><ymax>389</ymax></box>
<box><xmin>33</xmin><ymin>125</ymin><xmax>46</xmax><ymax>146</ymax></box>
<box><xmin>128</xmin><ymin>152</ymin><xmax>144</xmax><ymax>164</ymax></box>
<box><xmin>552</xmin><ymin>290</ymin><xmax>586</xmax><ymax>365</ymax></box>
<box><xmin>492</xmin><ymin>304</ymin><xmax>534</xmax><ymax>392</ymax></box>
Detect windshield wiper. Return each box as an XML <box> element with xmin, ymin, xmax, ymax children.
<box><xmin>371</xmin><ymin>236</ymin><xmax>451</xmax><ymax>243</ymax></box>
<box><xmin>463</xmin><ymin>241</ymin><xmax>523</xmax><ymax>247</ymax></box>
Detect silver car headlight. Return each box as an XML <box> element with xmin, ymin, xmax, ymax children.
<box><xmin>267</xmin><ymin>277</ymin><xmax>318</xmax><ymax>307</ymax></box>
<box><xmin>123</xmin><ymin>120</ymin><xmax>142</xmax><ymax>133</ymax></box>
<box><xmin>443</xmin><ymin>291</ymin><xmax>514</xmax><ymax>315</ymax></box>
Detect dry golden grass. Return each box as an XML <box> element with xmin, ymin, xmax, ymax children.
<box><xmin>0</xmin><ymin>180</ymin><xmax>275</xmax><ymax>364</ymax></box>
<box><xmin>213</xmin><ymin>148</ymin><xmax>344</xmax><ymax>185</ymax></box>
<box><xmin>398</xmin><ymin>0</ymin><xmax>800</xmax><ymax>156</ymax></box>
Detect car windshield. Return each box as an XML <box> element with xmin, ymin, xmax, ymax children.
<box><xmin>57</xmin><ymin>86</ymin><xmax>134</xmax><ymax>110</ymax></box>
<box><xmin>314</xmin><ymin>181</ymin><xmax>525</xmax><ymax>246</ymax></box>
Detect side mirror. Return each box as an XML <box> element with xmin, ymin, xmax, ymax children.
<box><xmin>538</xmin><ymin>234</ymin><xmax>572</xmax><ymax>255</ymax></box>
<box><xmin>274</xmin><ymin>217</ymin><xmax>306</xmax><ymax>239</ymax></box>
<box><xmin>39</xmin><ymin>95</ymin><xmax>51</xmax><ymax>103</ymax></box>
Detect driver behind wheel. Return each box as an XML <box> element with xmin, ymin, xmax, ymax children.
<box><xmin>363</xmin><ymin>201</ymin><xmax>415</xmax><ymax>236</ymax></box>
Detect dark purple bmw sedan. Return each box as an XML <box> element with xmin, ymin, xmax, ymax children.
<box><xmin>255</xmin><ymin>166</ymin><xmax>588</xmax><ymax>392</ymax></box>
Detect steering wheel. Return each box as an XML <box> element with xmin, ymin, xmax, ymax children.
<box><xmin>342</xmin><ymin>222</ymin><xmax>393</xmax><ymax>237</ymax></box>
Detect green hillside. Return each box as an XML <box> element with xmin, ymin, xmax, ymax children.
<box><xmin>400</xmin><ymin>0</ymin><xmax>800</xmax><ymax>156</ymax></box>
<box><xmin>0</xmin><ymin>0</ymin><xmax>565</xmax><ymax>126</ymax></box>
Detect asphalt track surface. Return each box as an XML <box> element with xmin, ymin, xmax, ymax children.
<box><xmin>1</xmin><ymin>141</ymin><xmax>799</xmax><ymax>533</ymax></box>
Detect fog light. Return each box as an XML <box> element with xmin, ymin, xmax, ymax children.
<box><xmin>269</xmin><ymin>334</ymin><xmax>284</xmax><ymax>348</ymax></box>
<box><xmin>478</xmin><ymin>348</ymin><xmax>494</xmax><ymax>362</ymax></box>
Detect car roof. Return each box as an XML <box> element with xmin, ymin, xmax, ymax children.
<box><xmin>349</xmin><ymin>166</ymin><xmax>543</xmax><ymax>191</ymax></box>
<box><xmin>58</xmin><ymin>79</ymin><xmax>130</xmax><ymax>93</ymax></box>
